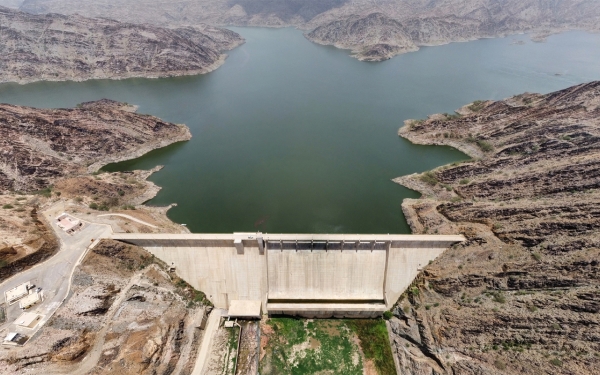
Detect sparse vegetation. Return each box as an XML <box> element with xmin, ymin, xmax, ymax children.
<box><xmin>459</xmin><ymin>178</ymin><xmax>470</xmax><ymax>185</ymax></box>
<box><xmin>469</xmin><ymin>100</ymin><xmax>486</xmax><ymax>112</ymax></box>
<box><xmin>477</xmin><ymin>140</ymin><xmax>494</xmax><ymax>152</ymax></box>
<box><xmin>420</xmin><ymin>171</ymin><xmax>439</xmax><ymax>186</ymax></box>
<box><xmin>2</xmin><ymin>204</ymin><xmax>13</xmax><ymax>209</ymax></box>
<box><xmin>383</xmin><ymin>310</ymin><xmax>393</xmax><ymax>320</ymax></box>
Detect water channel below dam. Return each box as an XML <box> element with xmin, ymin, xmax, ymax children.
<box><xmin>1</xmin><ymin>28</ymin><xmax>599</xmax><ymax>233</ymax></box>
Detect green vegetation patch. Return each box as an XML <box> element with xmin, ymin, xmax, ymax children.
<box><xmin>347</xmin><ymin>319</ymin><xmax>396</xmax><ymax>375</ymax></box>
<box><xmin>260</xmin><ymin>318</ymin><xmax>395</xmax><ymax>375</ymax></box>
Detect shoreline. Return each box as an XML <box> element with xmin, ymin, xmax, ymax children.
<box><xmin>0</xmin><ymin>52</ymin><xmax>237</xmax><ymax>86</ymax></box>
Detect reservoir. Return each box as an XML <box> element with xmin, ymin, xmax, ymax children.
<box><xmin>0</xmin><ymin>29</ymin><xmax>599</xmax><ymax>233</ymax></box>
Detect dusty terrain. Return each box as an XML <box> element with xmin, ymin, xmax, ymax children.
<box><xmin>389</xmin><ymin>81</ymin><xmax>600</xmax><ymax>374</ymax></box>
<box><xmin>0</xmin><ymin>99</ymin><xmax>191</xmax><ymax>192</ymax></box>
<box><xmin>0</xmin><ymin>6</ymin><xmax>243</xmax><ymax>84</ymax></box>
<box><xmin>0</xmin><ymin>239</ymin><xmax>211</xmax><ymax>375</ymax></box>
<box><xmin>16</xmin><ymin>0</ymin><xmax>600</xmax><ymax>61</ymax></box>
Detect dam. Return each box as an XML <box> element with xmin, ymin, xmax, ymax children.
<box><xmin>112</xmin><ymin>232</ymin><xmax>464</xmax><ymax>317</ymax></box>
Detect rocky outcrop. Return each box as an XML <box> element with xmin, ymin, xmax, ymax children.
<box><xmin>17</xmin><ymin>0</ymin><xmax>600</xmax><ymax>61</ymax></box>
<box><xmin>307</xmin><ymin>13</ymin><xmax>418</xmax><ymax>61</ymax></box>
<box><xmin>0</xmin><ymin>99</ymin><xmax>192</xmax><ymax>192</ymax></box>
<box><xmin>391</xmin><ymin>82</ymin><xmax>600</xmax><ymax>373</ymax></box>
<box><xmin>307</xmin><ymin>0</ymin><xmax>600</xmax><ymax>61</ymax></box>
<box><xmin>0</xmin><ymin>6</ymin><xmax>243</xmax><ymax>84</ymax></box>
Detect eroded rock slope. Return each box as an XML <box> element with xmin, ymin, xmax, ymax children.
<box><xmin>0</xmin><ymin>99</ymin><xmax>191</xmax><ymax>192</ymax></box>
<box><xmin>17</xmin><ymin>0</ymin><xmax>600</xmax><ymax>61</ymax></box>
<box><xmin>0</xmin><ymin>6</ymin><xmax>243</xmax><ymax>83</ymax></box>
<box><xmin>390</xmin><ymin>81</ymin><xmax>600</xmax><ymax>374</ymax></box>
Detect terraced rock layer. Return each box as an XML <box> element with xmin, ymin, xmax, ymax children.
<box><xmin>16</xmin><ymin>0</ymin><xmax>600</xmax><ymax>61</ymax></box>
<box><xmin>389</xmin><ymin>81</ymin><xmax>600</xmax><ymax>374</ymax></box>
<box><xmin>0</xmin><ymin>99</ymin><xmax>192</xmax><ymax>192</ymax></box>
<box><xmin>0</xmin><ymin>6</ymin><xmax>243</xmax><ymax>84</ymax></box>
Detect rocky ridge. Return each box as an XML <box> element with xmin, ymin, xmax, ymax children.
<box><xmin>389</xmin><ymin>81</ymin><xmax>600</xmax><ymax>374</ymax></box>
<box><xmin>16</xmin><ymin>0</ymin><xmax>600</xmax><ymax>61</ymax></box>
<box><xmin>0</xmin><ymin>6</ymin><xmax>243</xmax><ymax>84</ymax></box>
<box><xmin>0</xmin><ymin>99</ymin><xmax>192</xmax><ymax>192</ymax></box>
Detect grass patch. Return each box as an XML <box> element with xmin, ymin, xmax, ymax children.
<box><xmin>2</xmin><ymin>204</ymin><xmax>13</xmax><ymax>209</ymax></box>
<box><xmin>348</xmin><ymin>320</ymin><xmax>396</xmax><ymax>375</ymax></box>
<box><xmin>261</xmin><ymin>318</ymin><xmax>396</xmax><ymax>375</ymax></box>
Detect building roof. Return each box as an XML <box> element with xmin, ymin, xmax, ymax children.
<box><xmin>228</xmin><ymin>300</ymin><xmax>262</xmax><ymax>319</ymax></box>
<box><xmin>15</xmin><ymin>312</ymin><xmax>42</xmax><ymax>328</ymax></box>
<box><xmin>6</xmin><ymin>282</ymin><xmax>30</xmax><ymax>303</ymax></box>
<box><xmin>18</xmin><ymin>292</ymin><xmax>40</xmax><ymax>309</ymax></box>
<box><xmin>4</xmin><ymin>332</ymin><xmax>18</xmax><ymax>342</ymax></box>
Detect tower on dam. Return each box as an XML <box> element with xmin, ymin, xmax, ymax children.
<box><xmin>111</xmin><ymin>233</ymin><xmax>464</xmax><ymax>318</ymax></box>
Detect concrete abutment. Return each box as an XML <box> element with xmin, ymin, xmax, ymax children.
<box><xmin>110</xmin><ymin>233</ymin><xmax>464</xmax><ymax>317</ymax></box>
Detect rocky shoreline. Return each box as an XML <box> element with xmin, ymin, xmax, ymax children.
<box><xmin>0</xmin><ymin>99</ymin><xmax>192</xmax><ymax>192</ymax></box>
<box><xmin>388</xmin><ymin>81</ymin><xmax>600</xmax><ymax>374</ymax></box>
<box><xmin>0</xmin><ymin>6</ymin><xmax>244</xmax><ymax>84</ymax></box>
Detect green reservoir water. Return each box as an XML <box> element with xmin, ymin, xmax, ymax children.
<box><xmin>1</xmin><ymin>29</ymin><xmax>599</xmax><ymax>233</ymax></box>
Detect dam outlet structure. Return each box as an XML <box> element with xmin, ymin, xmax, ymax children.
<box><xmin>111</xmin><ymin>233</ymin><xmax>464</xmax><ymax>318</ymax></box>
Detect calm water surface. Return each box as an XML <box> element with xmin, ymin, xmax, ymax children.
<box><xmin>1</xmin><ymin>29</ymin><xmax>599</xmax><ymax>233</ymax></box>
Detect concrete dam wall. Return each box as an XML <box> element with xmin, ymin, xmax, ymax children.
<box><xmin>111</xmin><ymin>233</ymin><xmax>464</xmax><ymax>317</ymax></box>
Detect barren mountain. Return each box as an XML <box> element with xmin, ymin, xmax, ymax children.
<box><xmin>16</xmin><ymin>0</ymin><xmax>600</xmax><ymax>61</ymax></box>
<box><xmin>0</xmin><ymin>6</ymin><xmax>243</xmax><ymax>84</ymax></box>
<box><xmin>389</xmin><ymin>82</ymin><xmax>600</xmax><ymax>374</ymax></box>
<box><xmin>0</xmin><ymin>99</ymin><xmax>191</xmax><ymax>192</ymax></box>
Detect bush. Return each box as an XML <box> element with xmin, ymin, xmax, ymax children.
<box><xmin>74</xmin><ymin>197</ymin><xmax>83</xmax><ymax>203</ymax></box>
<box><xmin>549</xmin><ymin>358</ymin><xmax>562</xmax><ymax>367</ymax></box>
<box><xmin>420</xmin><ymin>172</ymin><xmax>438</xmax><ymax>186</ymax></box>
<box><xmin>2</xmin><ymin>204</ymin><xmax>13</xmax><ymax>209</ymax></box>
<box><xmin>89</xmin><ymin>202</ymin><xmax>99</xmax><ymax>210</ymax></box>
<box><xmin>383</xmin><ymin>310</ymin><xmax>393</xmax><ymax>320</ymax></box>
<box><xmin>459</xmin><ymin>178</ymin><xmax>470</xmax><ymax>185</ymax></box>
<box><xmin>492</xmin><ymin>292</ymin><xmax>506</xmax><ymax>304</ymax></box>
<box><xmin>469</xmin><ymin>100</ymin><xmax>486</xmax><ymax>112</ymax></box>
<box><xmin>477</xmin><ymin>140</ymin><xmax>494</xmax><ymax>152</ymax></box>
<box><xmin>117</xmin><ymin>190</ymin><xmax>125</xmax><ymax>196</ymax></box>
<box><xmin>494</xmin><ymin>359</ymin><xmax>507</xmax><ymax>370</ymax></box>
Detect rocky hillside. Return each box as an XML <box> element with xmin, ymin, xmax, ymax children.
<box><xmin>307</xmin><ymin>0</ymin><xmax>600</xmax><ymax>60</ymax></box>
<box><xmin>389</xmin><ymin>82</ymin><xmax>600</xmax><ymax>374</ymax></box>
<box><xmin>0</xmin><ymin>99</ymin><xmax>191</xmax><ymax>192</ymax></box>
<box><xmin>0</xmin><ymin>6</ymin><xmax>243</xmax><ymax>84</ymax></box>
<box><xmin>16</xmin><ymin>0</ymin><xmax>600</xmax><ymax>61</ymax></box>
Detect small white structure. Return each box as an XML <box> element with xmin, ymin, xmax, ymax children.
<box><xmin>3</xmin><ymin>332</ymin><xmax>24</xmax><ymax>346</ymax></box>
<box><xmin>56</xmin><ymin>213</ymin><xmax>83</xmax><ymax>234</ymax></box>
<box><xmin>15</xmin><ymin>312</ymin><xmax>42</xmax><ymax>329</ymax></box>
<box><xmin>5</xmin><ymin>282</ymin><xmax>30</xmax><ymax>305</ymax></box>
<box><xmin>228</xmin><ymin>300</ymin><xmax>262</xmax><ymax>320</ymax></box>
<box><xmin>19</xmin><ymin>292</ymin><xmax>40</xmax><ymax>309</ymax></box>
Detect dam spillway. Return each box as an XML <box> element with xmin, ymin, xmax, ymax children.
<box><xmin>111</xmin><ymin>233</ymin><xmax>464</xmax><ymax>317</ymax></box>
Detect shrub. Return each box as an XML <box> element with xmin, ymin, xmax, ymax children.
<box><xmin>492</xmin><ymin>292</ymin><xmax>506</xmax><ymax>304</ymax></box>
<box><xmin>89</xmin><ymin>202</ymin><xmax>99</xmax><ymax>210</ymax></box>
<box><xmin>459</xmin><ymin>178</ymin><xmax>470</xmax><ymax>185</ymax></box>
<box><xmin>420</xmin><ymin>172</ymin><xmax>438</xmax><ymax>186</ymax></box>
<box><xmin>550</xmin><ymin>358</ymin><xmax>562</xmax><ymax>367</ymax></box>
<box><xmin>2</xmin><ymin>204</ymin><xmax>13</xmax><ymax>209</ymax></box>
<box><xmin>383</xmin><ymin>310</ymin><xmax>393</xmax><ymax>320</ymax></box>
<box><xmin>532</xmin><ymin>252</ymin><xmax>542</xmax><ymax>261</ymax></box>
<box><xmin>117</xmin><ymin>190</ymin><xmax>125</xmax><ymax>196</ymax></box>
<box><xmin>477</xmin><ymin>140</ymin><xmax>494</xmax><ymax>152</ymax></box>
<box><xmin>494</xmin><ymin>359</ymin><xmax>507</xmax><ymax>370</ymax></box>
<box><xmin>74</xmin><ymin>197</ymin><xmax>83</xmax><ymax>203</ymax></box>
<box><xmin>469</xmin><ymin>100</ymin><xmax>486</xmax><ymax>112</ymax></box>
